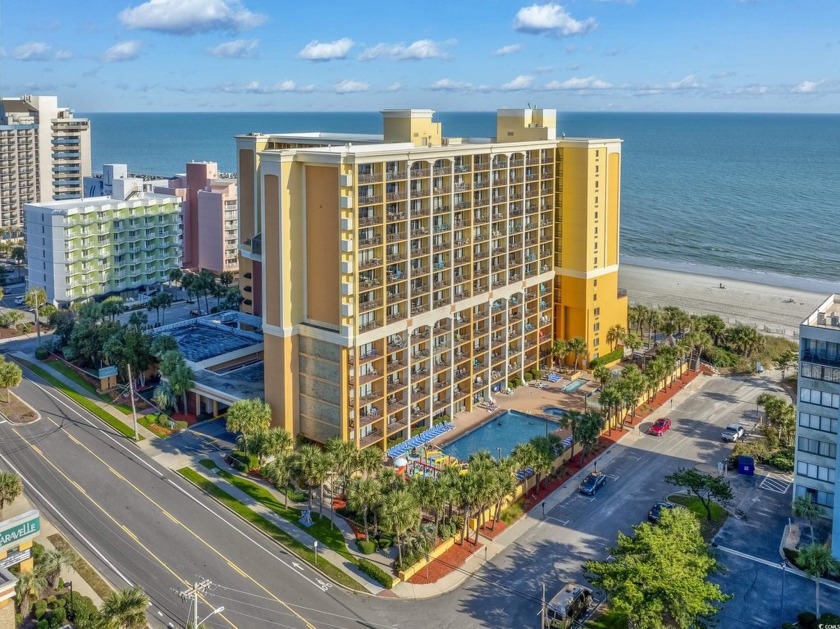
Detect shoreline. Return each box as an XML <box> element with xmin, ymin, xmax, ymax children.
<box><xmin>618</xmin><ymin>263</ymin><xmax>832</xmax><ymax>337</ymax></box>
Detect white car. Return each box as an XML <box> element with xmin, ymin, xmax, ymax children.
<box><xmin>721</xmin><ymin>424</ymin><xmax>746</xmax><ymax>442</ymax></box>
<box><xmin>13</xmin><ymin>296</ymin><xmax>24</xmax><ymax>305</ymax></box>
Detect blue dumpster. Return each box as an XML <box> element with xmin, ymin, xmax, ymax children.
<box><xmin>738</xmin><ymin>455</ymin><xmax>755</xmax><ymax>476</ymax></box>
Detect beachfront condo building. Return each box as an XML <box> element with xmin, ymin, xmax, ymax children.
<box><xmin>237</xmin><ymin>108</ymin><xmax>626</xmax><ymax>449</ymax></box>
<box><xmin>155</xmin><ymin>161</ymin><xmax>238</xmax><ymax>274</ymax></box>
<box><xmin>795</xmin><ymin>295</ymin><xmax>840</xmax><ymax>560</ymax></box>
<box><xmin>0</xmin><ymin>95</ymin><xmax>90</xmax><ymax>232</ymax></box>
<box><xmin>24</xmin><ymin>178</ymin><xmax>182</xmax><ymax>306</ymax></box>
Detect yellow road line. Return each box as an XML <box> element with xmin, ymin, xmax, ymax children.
<box><xmin>37</xmin><ymin>414</ymin><xmax>317</xmax><ymax>629</ymax></box>
<box><xmin>14</xmin><ymin>427</ymin><xmax>238</xmax><ymax>628</ymax></box>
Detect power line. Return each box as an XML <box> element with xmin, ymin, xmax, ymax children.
<box><xmin>179</xmin><ymin>578</ymin><xmax>213</xmax><ymax>629</ymax></box>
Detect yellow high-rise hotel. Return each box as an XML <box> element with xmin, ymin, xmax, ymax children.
<box><xmin>237</xmin><ymin>109</ymin><xmax>626</xmax><ymax>450</ymax></box>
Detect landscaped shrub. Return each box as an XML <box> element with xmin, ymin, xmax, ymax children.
<box><xmin>48</xmin><ymin>605</ymin><xmax>66</xmax><ymax>628</ymax></box>
<box><xmin>35</xmin><ymin>346</ymin><xmax>49</xmax><ymax>360</ymax></box>
<box><xmin>356</xmin><ymin>539</ymin><xmax>376</xmax><ymax>554</ymax></box>
<box><xmin>703</xmin><ymin>346</ymin><xmax>740</xmax><ymax>368</ymax></box>
<box><xmin>357</xmin><ymin>558</ymin><xmax>393</xmax><ymax>588</ymax></box>
<box><xmin>820</xmin><ymin>614</ymin><xmax>840</xmax><ymax>626</ymax></box>
<box><xmin>797</xmin><ymin>611</ymin><xmax>817</xmax><ymax>629</ymax></box>
<box><xmin>34</xmin><ymin>600</ymin><xmax>48</xmax><ymax>620</ymax></box>
<box><xmin>530</xmin><ymin>369</ymin><xmax>542</xmax><ymax>380</ymax></box>
<box><xmin>376</xmin><ymin>535</ymin><xmax>393</xmax><ymax>550</ymax></box>
<box><xmin>432</xmin><ymin>414</ymin><xmax>450</xmax><ymax>426</ymax></box>
<box><xmin>783</xmin><ymin>547</ymin><xmax>799</xmax><ymax>564</ymax></box>
<box><xmin>229</xmin><ymin>449</ymin><xmax>259</xmax><ymax>472</ymax></box>
<box><xmin>37</xmin><ymin>620</ymin><xmax>48</xmax><ymax>629</ymax></box>
<box><xmin>58</xmin><ymin>592</ymin><xmax>99</xmax><ymax>629</ymax></box>
<box><xmin>172</xmin><ymin>420</ymin><xmax>189</xmax><ymax>431</ymax></box>
<box><xmin>768</xmin><ymin>450</ymin><xmax>794</xmax><ymax>472</ymax></box>
<box><xmin>524</xmin><ymin>372</ymin><xmax>534</xmax><ymax>382</ymax></box>
<box><xmin>589</xmin><ymin>348</ymin><xmax>623</xmax><ymax>368</ymax></box>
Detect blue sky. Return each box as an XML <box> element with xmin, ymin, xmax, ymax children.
<box><xmin>1</xmin><ymin>0</ymin><xmax>838</xmax><ymax>113</ymax></box>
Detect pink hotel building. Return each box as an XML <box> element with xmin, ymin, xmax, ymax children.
<box><xmin>156</xmin><ymin>162</ymin><xmax>238</xmax><ymax>274</ymax></box>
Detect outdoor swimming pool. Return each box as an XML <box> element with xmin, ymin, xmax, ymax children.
<box><xmin>561</xmin><ymin>378</ymin><xmax>588</xmax><ymax>393</ymax></box>
<box><xmin>441</xmin><ymin>410</ymin><xmax>561</xmax><ymax>461</ymax></box>
<box><xmin>544</xmin><ymin>407</ymin><xmax>567</xmax><ymax>418</ymax></box>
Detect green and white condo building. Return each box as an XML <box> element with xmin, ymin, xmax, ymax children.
<box><xmin>24</xmin><ymin>178</ymin><xmax>183</xmax><ymax>306</ymax></box>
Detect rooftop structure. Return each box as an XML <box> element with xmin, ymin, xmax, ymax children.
<box><xmin>796</xmin><ymin>294</ymin><xmax>840</xmax><ymax>560</ymax></box>
<box><xmin>0</xmin><ymin>95</ymin><xmax>91</xmax><ymax>231</ymax></box>
<box><xmin>153</xmin><ymin>311</ymin><xmax>264</xmax><ymax>415</ymax></box>
<box><xmin>237</xmin><ymin>108</ymin><xmax>627</xmax><ymax>449</ymax></box>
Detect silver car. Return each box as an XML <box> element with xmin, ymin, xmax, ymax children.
<box><xmin>721</xmin><ymin>423</ymin><xmax>746</xmax><ymax>442</ymax></box>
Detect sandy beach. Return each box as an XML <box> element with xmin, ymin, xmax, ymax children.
<box><xmin>618</xmin><ymin>264</ymin><xmax>832</xmax><ymax>338</ymax></box>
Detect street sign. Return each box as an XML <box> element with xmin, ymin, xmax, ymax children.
<box><xmin>0</xmin><ymin>510</ymin><xmax>40</xmax><ymax>553</ymax></box>
<box><xmin>98</xmin><ymin>366</ymin><xmax>118</xmax><ymax>378</ymax></box>
<box><xmin>0</xmin><ymin>547</ymin><xmax>31</xmax><ymax>569</ymax></box>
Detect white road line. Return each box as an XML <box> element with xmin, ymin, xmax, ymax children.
<box><xmin>715</xmin><ymin>545</ymin><xmax>840</xmax><ymax>590</ymax></box>
<box><xmin>17</xmin><ymin>369</ymin><xmax>327</xmax><ymax>594</ymax></box>
<box><xmin>759</xmin><ymin>474</ymin><xmax>791</xmax><ymax>494</ymax></box>
<box><xmin>0</xmin><ymin>449</ymin><xmax>135</xmax><ymax>587</ymax></box>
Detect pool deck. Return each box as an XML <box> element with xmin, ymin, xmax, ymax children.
<box><xmin>431</xmin><ymin>373</ymin><xmax>599</xmax><ymax>449</ymax></box>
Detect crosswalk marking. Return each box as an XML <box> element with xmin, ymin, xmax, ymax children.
<box><xmin>759</xmin><ymin>472</ymin><xmax>792</xmax><ymax>494</ymax></box>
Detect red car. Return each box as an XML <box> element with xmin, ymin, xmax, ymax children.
<box><xmin>649</xmin><ymin>418</ymin><xmax>672</xmax><ymax>436</ymax></box>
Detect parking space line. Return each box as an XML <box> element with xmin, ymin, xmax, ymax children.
<box><xmin>576</xmin><ymin>495</ymin><xmax>596</xmax><ymax>503</ymax></box>
<box><xmin>605</xmin><ymin>474</ymin><xmax>619</xmax><ymax>480</ymax></box>
<box><xmin>759</xmin><ymin>472</ymin><xmax>791</xmax><ymax>494</ymax></box>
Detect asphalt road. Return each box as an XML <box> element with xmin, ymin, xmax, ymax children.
<box><xmin>3</xmin><ymin>364</ymin><xmax>834</xmax><ymax>629</ymax></box>
<box><xmin>0</xmin><ymin>371</ymin><xmax>401</xmax><ymax>629</ymax></box>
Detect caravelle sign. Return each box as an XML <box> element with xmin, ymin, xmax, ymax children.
<box><xmin>0</xmin><ymin>510</ymin><xmax>40</xmax><ymax>554</ymax></box>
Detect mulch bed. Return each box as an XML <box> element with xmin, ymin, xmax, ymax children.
<box><xmin>478</xmin><ymin>519</ymin><xmax>508</xmax><ymax>540</ymax></box>
<box><xmin>170</xmin><ymin>411</ymin><xmax>198</xmax><ymax>426</ymax></box>
<box><xmin>0</xmin><ymin>391</ymin><xmax>38</xmax><ymax>424</ymax></box>
<box><xmin>406</xmin><ymin>537</ymin><xmax>483</xmax><ymax>585</ymax></box>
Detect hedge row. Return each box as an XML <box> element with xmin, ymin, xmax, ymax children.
<box><xmin>357</xmin><ymin>558</ymin><xmax>394</xmax><ymax>588</ymax></box>
<box><xmin>589</xmin><ymin>348</ymin><xmax>624</xmax><ymax>368</ymax></box>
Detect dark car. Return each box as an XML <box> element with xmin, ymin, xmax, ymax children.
<box><xmin>578</xmin><ymin>471</ymin><xmax>606</xmax><ymax>496</ymax></box>
<box><xmin>649</xmin><ymin>417</ymin><xmax>672</xmax><ymax>436</ymax></box>
<box><xmin>190</xmin><ymin>308</ymin><xmax>204</xmax><ymax>317</ymax></box>
<box><xmin>647</xmin><ymin>500</ymin><xmax>676</xmax><ymax>523</ymax></box>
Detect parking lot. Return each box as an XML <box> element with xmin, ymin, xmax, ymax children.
<box><xmin>441</xmin><ymin>372</ymin><xmax>837</xmax><ymax>628</ymax></box>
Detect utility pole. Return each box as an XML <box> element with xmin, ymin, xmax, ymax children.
<box><xmin>179</xmin><ymin>578</ymin><xmax>212</xmax><ymax>628</ymax></box>
<box><xmin>127</xmin><ymin>363</ymin><xmax>139</xmax><ymax>442</ymax></box>
<box><xmin>541</xmin><ymin>582</ymin><xmax>546</xmax><ymax>629</ymax></box>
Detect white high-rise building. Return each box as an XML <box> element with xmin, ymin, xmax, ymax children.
<box><xmin>0</xmin><ymin>95</ymin><xmax>91</xmax><ymax>232</ymax></box>
<box><xmin>795</xmin><ymin>294</ymin><xmax>840</xmax><ymax>560</ymax></box>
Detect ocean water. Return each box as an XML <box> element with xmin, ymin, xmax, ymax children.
<box><xmin>84</xmin><ymin>111</ymin><xmax>840</xmax><ymax>286</ymax></box>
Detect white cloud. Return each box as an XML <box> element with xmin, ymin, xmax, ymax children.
<box><xmin>220</xmin><ymin>80</ymin><xmax>314</xmax><ymax>94</ymax></box>
<box><xmin>493</xmin><ymin>44</ymin><xmax>522</xmax><ymax>56</ymax></box>
<box><xmin>385</xmin><ymin>82</ymin><xmax>403</xmax><ymax>92</ymax></box>
<box><xmin>428</xmin><ymin>78</ymin><xmax>472</xmax><ymax>92</ymax></box>
<box><xmin>10</xmin><ymin>41</ymin><xmax>72</xmax><ymax>61</ymax></box>
<box><xmin>544</xmin><ymin>76</ymin><xmax>612</xmax><ymax>90</ymax></box>
<box><xmin>668</xmin><ymin>75</ymin><xmax>702</xmax><ymax>89</ymax></box>
<box><xmin>502</xmin><ymin>75</ymin><xmax>535</xmax><ymax>90</ymax></box>
<box><xmin>209</xmin><ymin>39</ymin><xmax>258</xmax><ymax>58</ymax></box>
<box><xmin>101</xmin><ymin>41</ymin><xmax>143</xmax><ymax>62</ymax></box>
<box><xmin>711</xmin><ymin>71</ymin><xmax>736</xmax><ymax>79</ymax></box>
<box><xmin>359</xmin><ymin>39</ymin><xmax>453</xmax><ymax>61</ymax></box>
<box><xmin>792</xmin><ymin>80</ymin><xmax>823</xmax><ymax>94</ymax></box>
<box><xmin>298</xmin><ymin>38</ymin><xmax>353</xmax><ymax>62</ymax></box>
<box><xmin>513</xmin><ymin>4</ymin><xmax>597</xmax><ymax>36</ymax></box>
<box><xmin>119</xmin><ymin>0</ymin><xmax>266</xmax><ymax>35</ymax></box>
<box><xmin>335</xmin><ymin>80</ymin><xmax>370</xmax><ymax>93</ymax></box>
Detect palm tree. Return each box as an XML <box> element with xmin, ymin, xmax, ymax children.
<box><xmin>567</xmin><ymin>337</ymin><xmax>587</xmax><ymax>370</ymax></box>
<box><xmin>491</xmin><ymin>458</ymin><xmax>518</xmax><ymax>529</ymax></box>
<box><xmin>380</xmin><ymin>488</ymin><xmax>421</xmax><ymax>566</ymax></box>
<box><xmin>412</xmin><ymin>474</ymin><xmax>445</xmax><ymax>532</ymax></box>
<box><xmin>219</xmin><ymin>271</ymin><xmax>235</xmax><ymax>288</ymax></box>
<box><xmin>99</xmin><ymin>586</ymin><xmax>149</xmax><ymax>629</ymax></box>
<box><xmin>128</xmin><ymin>311</ymin><xmax>147</xmax><ymax>330</ymax></box>
<box><xmin>797</xmin><ymin>543</ymin><xmax>840</xmax><ymax>618</ymax></box>
<box><xmin>598</xmin><ymin>385</ymin><xmax>621</xmax><ymax>431</ymax></box>
<box><xmin>24</xmin><ymin>286</ymin><xmax>47</xmax><ymax>342</ymax></box>
<box><xmin>437</xmin><ymin>464</ymin><xmax>461</xmax><ymax>526</ymax></box>
<box><xmin>259</xmin><ymin>427</ymin><xmax>294</xmax><ymax>466</ymax></box>
<box><xmin>325</xmin><ymin>438</ymin><xmax>358</xmax><ymax>496</ymax></box>
<box><xmin>348</xmin><ymin>476</ymin><xmax>382</xmax><ymax>539</ymax></box>
<box><xmin>263</xmin><ymin>454</ymin><xmax>294</xmax><ymax>507</ymax></box>
<box><xmin>551</xmin><ymin>339</ymin><xmax>568</xmax><ymax>369</ymax></box>
<box><xmin>225</xmin><ymin>398</ymin><xmax>271</xmax><ymax>455</ymax></box>
<box><xmin>40</xmin><ymin>547</ymin><xmax>76</xmax><ymax>590</ymax></box>
<box><xmin>15</xmin><ymin>569</ymin><xmax>46</xmax><ymax>619</ymax></box>
<box><xmin>456</xmin><ymin>472</ymin><xmax>481</xmax><ymax>544</ymax></box>
<box><xmin>467</xmin><ymin>452</ymin><xmax>497</xmax><ymax>532</ymax></box>
<box><xmin>793</xmin><ymin>494</ymin><xmax>824</xmax><ymax>543</ymax></box>
<box><xmin>157</xmin><ymin>292</ymin><xmax>173</xmax><ymax>325</ymax></box>
<box><xmin>293</xmin><ymin>445</ymin><xmax>331</xmax><ymax>514</ymax></box>
<box><xmin>592</xmin><ymin>364</ymin><xmax>612</xmax><ymax>387</ymax></box>
<box><xmin>575</xmin><ymin>410</ymin><xmax>605</xmax><ymax>466</ymax></box>
<box><xmin>606</xmin><ymin>324</ymin><xmax>625</xmax><ymax>351</ymax></box>
<box><xmin>357</xmin><ymin>447</ymin><xmax>383</xmax><ymax>478</ymax></box>
<box><xmin>0</xmin><ymin>471</ymin><xmax>22</xmax><ymax>518</ymax></box>
<box><xmin>168</xmin><ymin>267</ymin><xmax>183</xmax><ymax>287</ymax></box>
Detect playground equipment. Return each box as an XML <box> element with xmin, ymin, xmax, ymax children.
<box><xmin>407</xmin><ymin>447</ymin><xmax>466</xmax><ymax>479</ymax></box>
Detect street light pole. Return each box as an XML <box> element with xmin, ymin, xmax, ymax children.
<box><xmin>66</xmin><ymin>581</ymin><xmax>74</xmax><ymax>621</ymax></box>
<box><xmin>196</xmin><ymin>606</ymin><xmax>225</xmax><ymax>627</ymax></box>
<box><xmin>127</xmin><ymin>363</ymin><xmax>139</xmax><ymax>442</ymax></box>
<box><xmin>497</xmin><ymin>447</ymin><xmax>502</xmax><ymax>462</ymax></box>
<box><xmin>314</xmin><ymin>540</ymin><xmax>319</xmax><ymax>566</ymax></box>
<box><xmin>780</xmin><ymin>560</ymin><xmax>787</xmax><ymax>626</ymax></box>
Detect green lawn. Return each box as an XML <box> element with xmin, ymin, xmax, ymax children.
<box><xmin>178</xmin><ymin>467</ymin><xmax>366</xmax><ymax>592</ymax></box>
<box><xmin>198</xmin><ymin>458</ymin><xmax>353</xmax><ymax>560</ymax></box>
<box><xmin>17</xmin><ymin>359</ymin><xmax>142</xmax><ymax>441</ymax></box>
<box><xmin>47</xmin><ymin>360</ymin><xmax>134</xmax><ymax>414</ymax></box>
<box><xmin>668</xmin><ymin>494</ymin><xmax>729</xmax><ymax>539</ymax></box>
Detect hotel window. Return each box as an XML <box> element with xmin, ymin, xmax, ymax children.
<box><xmin>796</xmin><ymin>461</ymin><xmax>836</xmax><ymax>483</ymax></box>
<box><xmin>800</xmin><ymin>388</ymin><xmax>840</xmax><ymax>409</ymax></box>
<box><xmin>593</xmin><ymin>257</ymin><xmax>598</xmax><ymax>265</ymax></box>
<box><xmin>795</xmin><ymin>485</ymin><xmax>834</xmax><ymax>508</ymax></box>
<box><xmin>798</xmin><ymin>436</ymin><xmax>837</xmax><ymax>458</ymax></box>
<box><xmin>593</xmin><ymin>338</ymin><xmax>600</xmax><ymax>347</ymax></box>
<box><xmin>594</xmin><ymin>308</ymin><xmax>600</xmax><ymax>317</ymax></box>
<box><xmin>594</xmin><ymin>323</ymin><xmax>600</xmax><ymax>332</ymax></box>
<box><xmin>798</xmin><ymin>412</ymin><xmax>839</xmax><ymax>433</ymax></box>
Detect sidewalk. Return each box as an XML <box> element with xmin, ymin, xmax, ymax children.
<box><xmin>192</xmin><ymin>453</ymin><xmax>384</xmax><ymax>595</ymax></box>
<box><xmin>10</xmin><ymin>350</ymin><xmax>157</xmax><ymax>441</ymax></box>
